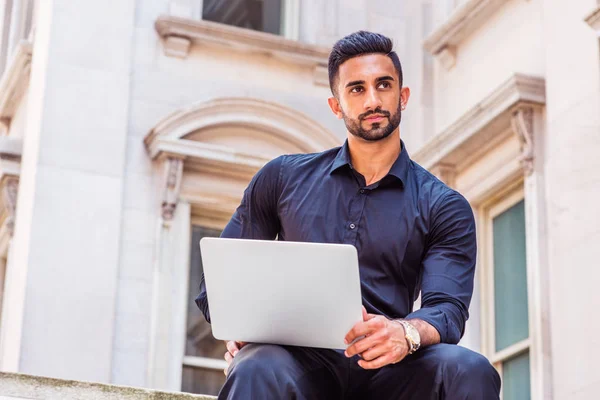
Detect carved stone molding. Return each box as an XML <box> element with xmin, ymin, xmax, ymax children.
<box><xmin>585</xmin><ymin>4</ymin><xmax>600</xmax><ymax>34</ymax></box>
<box><xmin>161</xmin><ymin>157</ymin><xmax>184</xmax><ymax>221</ymax></box>
<box><xmin>412</xmin><ymin>73</ymin><xmax>545</xmax><ymax>170</ymax></box>
<box><xmin>511</xmin><ymin>106</ymin><xmax>535</xmax><ymax>176</ymax></box>
<box><xmin>2</xmin><ymin>177</ymin><xmax>19</xmax><ymax>236</ymax></box>
<box><xmin>430</xmin><ymin>163</ymin><xmax>457</xmax><ymax>187</ymax></box>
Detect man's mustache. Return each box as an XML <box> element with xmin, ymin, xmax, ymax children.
<box><xmin>359</xmin><ymin>108</ymin><xmax>391</xmax><ymax>120</ymax></box>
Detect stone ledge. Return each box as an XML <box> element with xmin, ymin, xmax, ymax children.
<box><xmin>0</xmin><ymin>372</ymin><xmax>216</xmax><ymax>400</ymax></box>
<box><xmin>154</xmin><ymin>15</ymin><xmax>330</xmax><ymax>66</ymax></box>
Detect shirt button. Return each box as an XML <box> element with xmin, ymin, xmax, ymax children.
<box><xmin>349</xmin><ymin>223</ymin><xmax>356</xmax><ymax>230</ymax></box>
<box><xmin>359</xmin><ymin>189</ymin><xmax>365</xmax><ymax>194</ymax></box>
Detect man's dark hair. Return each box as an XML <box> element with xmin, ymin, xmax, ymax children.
<box><xmin>328</xmin><ymin>31</ymin><xmax>403</xmax><ymax>96</ymax></box>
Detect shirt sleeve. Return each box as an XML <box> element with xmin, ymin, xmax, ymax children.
<box><xmin>195</xmin><ymin>156</ymin><xmax>284</xmax><ymax>323</ymax></box>
<box><xmin>406</xmin><ymin>191</ymin><xmax>477</xmax><ymax>344</ymax></box>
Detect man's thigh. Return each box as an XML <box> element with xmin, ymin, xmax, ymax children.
<box><xmin>224</xmin><ymin>344</ymin><xmax>348</xmax><ymax>399</ymax></box>
<box><xmin>350</xmin><ymin>344</ymin><xmax>500</xmax><ymax>400</ymax></box>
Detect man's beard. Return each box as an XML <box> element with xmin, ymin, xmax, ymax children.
<box><xmin>342</xmin><ymin>102</ymin><xmax>402</xmax><ymax>142</ymax></box>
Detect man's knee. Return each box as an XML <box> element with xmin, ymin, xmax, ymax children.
<box><xmin>432</xmin><ymin>344</ymin><xmax>500</xmax><ymax>393</ymax></box>
<box><xmin>228</xmin><ymin>344</ymin><xmax>294</xmax><ymax>380</ymax></box>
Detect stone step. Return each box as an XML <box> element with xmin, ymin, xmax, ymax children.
<box><xmin>0</xmin><ymin>372</ymin><xmax>217</xmax><ymax>400</ymax></box>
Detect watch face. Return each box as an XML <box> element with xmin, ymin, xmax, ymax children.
<box><xmin>406</xmin><ymin>323</ymin><xmax>420</xmax><ymax>344</ymax></box>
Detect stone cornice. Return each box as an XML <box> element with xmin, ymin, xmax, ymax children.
<box><xmin>0</xmin><ymin>41</ymin><xmax>33</xmax><ymax>127</ymax></box>
<box><xmin>585</xmin><ymin>3</ymin><xmax>600</xmax><ymax>33</ymax></box>
<box><xmin>153</xmin><ymin>138</ymin><xmax>269</xmax><ymax>175</ymax></box>
<box><xmin>412</xmin><ymin>74</ymin><xmax>545</xmax><ymax>170</ymax></box>
<box><xmin>155</xmin><ymin>15</ymin><xmax>330</xmax><ymax>67</ymax></box>
<box><xmin>423</xmin><ymin>0</ymin><xmax>506</xmax><ymax>67</ymax></box>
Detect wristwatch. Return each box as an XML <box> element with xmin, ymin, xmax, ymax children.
<box><xmin>394</xmin><ymin>320</ymin><xmax>421</xmax><ymax>355</ymax></box>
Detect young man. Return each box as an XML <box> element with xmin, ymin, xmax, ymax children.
<box><xmin>196</xmin><ymin>31</ymin><xmax>501</xmax><ymax>399</ymax></box>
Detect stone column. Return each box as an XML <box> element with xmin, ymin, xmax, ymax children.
<box><xmin>0</xmin><ymin>0</ymin><xmax>135</xmax><ymax>383</ymax></box>
<box><xmin>542</xmin><ymin>0</ymin><xmax>600</xmax><ymax>398</ymax></box>
<box><xmin>147</xmin><ymin>157</ymin><xmax>191</xmax><ymax>390</ymax></box>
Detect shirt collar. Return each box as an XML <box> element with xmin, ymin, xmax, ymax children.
<box><xmin>329</xmin><ymin>139</ymin><xmax>411</xmax><ymax>186</ymax></box>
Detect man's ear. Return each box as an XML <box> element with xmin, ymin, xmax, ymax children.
<box><xmin>328</xmin><ymin>96</ymin><xmax>344</xmax><ymax>120</ymax></box>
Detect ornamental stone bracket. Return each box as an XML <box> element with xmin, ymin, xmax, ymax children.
<box><xmin>430</xmin><ymin>163</ymin><xmax>457</xmax><ymax>187</ymax></box>
<box><xmin>0</xmin><ymin>137</ymin><xmax>22</xmax><ymax>256</ymax></box>
<box><xmin>511</xmin><ymin>105</ymin><xmax>535</xmax><ymax>176</ymax></box>
<box><xmin>2</xmin><ymin>176</ymin><xmax>19</xmax><ymax>236</ymax></box>
<box><xmin>160</xmin><ymin>156</ymin><xmax>184</xmax><ymax>222</ymax></box>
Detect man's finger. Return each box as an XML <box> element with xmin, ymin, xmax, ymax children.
<box><xmin>226</xmin><ymin>341</ymin><xmax>240</xmax><ymax>356</ymax></box>
<box><xmin>237</xmin><ymin>341</ymin><xmax>247</xmax><ymax>350</ymax></box>
<box><xmin>360</xmin><ymin>343</ymin><xmax>390</xmax><ymax>361</ymax></box>
<box><xmin>345</xmin><ymin>316</ymin><xmax>386</xmax><ymax>345</ymax></box>
<box><xmin>358</xmin><ymin>353</ymin><xmax>395</xmax><ymax>370</ymax></box>
<box><xmin>224</xmin><ymin>351</ymin><xmax>233</xmax><ymax>365</ymax></box>
<box><xmin>345</xmin><ymin>331</ymin><xmax>386</xmax><ymax>357</ymax></box>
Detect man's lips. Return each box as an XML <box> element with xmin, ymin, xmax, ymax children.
<box><xmin>363</xmin><ymin>115</ymin><xmax>386</xmax><ymax>122</ymax></box>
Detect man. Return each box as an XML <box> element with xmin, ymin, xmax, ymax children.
<box><xmin>196</xmin><ymin>31</ymin><xmax>501</xmax><ymax>399</ymax></box>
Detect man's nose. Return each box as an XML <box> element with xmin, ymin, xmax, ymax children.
<box><xmin>364</xmin><ymin>87</ymin><xmax>383</xmax><ymax>111</ymax></box>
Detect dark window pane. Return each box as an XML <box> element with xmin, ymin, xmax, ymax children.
<box><xmin>493</xmin><ymin>200</ymin><xmax>529</xmax><ymax>351</ymax></box>
<box><xmin>202</xmin><ymin>0</ymin><xmax>282</xmax><ymax>35</ymax></box>
<box><xmin>183</xmin><ymin>226</ymin><xmax>226</xmax><ymax>395</ymax></box>
<box><xmin>182</xmin><ymin>366</ymin><xmax>226</xmax><ymax>397</ymax></box>
<box><xmin>502</xmin><ymin>351</ymin><xmax>531</xmax><ymax>400</ymax></box>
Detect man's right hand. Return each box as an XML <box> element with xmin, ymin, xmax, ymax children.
<box><xmin>223</xmin><ymin>341</ymin><xmax>247</xmax><ymax>376</ymax></box>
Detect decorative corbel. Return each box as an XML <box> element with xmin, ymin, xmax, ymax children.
<box><xmin>437</xmin><ymin>46</ymin><xmax>456</xmax><ymax>70</ymax></box>
<box><xmin>161</xmin><ymin>157</ymin><xmax>184</xmax><ymax>221</ymax></box>
<box><xmin>511</xmin><ymin>106</ymin><xmax>535</xmax><ymax>176</ymax></box>
<box><xmin>0</xmin><ymin>118</ymin><xmax>10</xmax><ymax>136</ymax></box>
<box><xmin>2</xmin><ymin>176</ymin><xmax>19</xmax><ymax>236</ymax></box>
<box><xmin>430</xmin><ymin>162</ymin><xmax>457</xmax><ymax>188</ymax></box>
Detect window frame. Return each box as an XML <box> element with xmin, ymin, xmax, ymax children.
<box><xmin>199</xmin><ymin>0</ymin><xmax>300</xmax><ymax>41</ymax></box>
<box><xmin>181</xmin><ymin>216</ymin><xmax>230</xmax><ymax>388</ymax></box>
<box><xmin>479</xmin><ymin>185</ymin><xmax>532</xmax><ymax>398</ymax></box>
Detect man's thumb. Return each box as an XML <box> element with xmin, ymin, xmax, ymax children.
<box><xmin>362</xmin><ymin>306</ymin><xmax>375</xmax><ymax>321</ymax></box>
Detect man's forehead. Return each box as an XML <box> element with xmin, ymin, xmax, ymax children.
<box><xmin>338</xmin><ymin>53</ymin><xmax>397</xmax><ymax>82</ymax></box>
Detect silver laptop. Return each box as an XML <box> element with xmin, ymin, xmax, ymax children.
<box><xmin>200</xmin><ymin>238</ymin><xmax>363</xmax><ymax>350</ymax></box>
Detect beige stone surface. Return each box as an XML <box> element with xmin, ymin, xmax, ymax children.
<box><xmin>0</xmin><ymin>372</ymin><xmax>215</xmax><ymax>400</ymax></box>
<box><xmin>542</xmin><ymin>0</ymin><xmax>600</xmax><ymax>398</ymax></box>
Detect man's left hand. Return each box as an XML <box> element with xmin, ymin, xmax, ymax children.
<box><xmin>344</xmin><ymin>307</ymin><xmax>409</xmax><ymax>369</ymax></box>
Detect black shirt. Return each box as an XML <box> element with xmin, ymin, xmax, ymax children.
<box><xmin>196</xmin><ymin>140</ymin><xmax>477</xmax><ymax>344</ymax></box>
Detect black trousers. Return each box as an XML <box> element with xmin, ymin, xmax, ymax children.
<box><xmin>219</xmin><ymin>343</ymin><xmax>501</xmax><ymax>399</ymax></box>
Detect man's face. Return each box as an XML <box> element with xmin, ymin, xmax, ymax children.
<box><xmin>328</xmin><ymin>54</ymin><xmax>408</xmax><ymax>142</ymax></box>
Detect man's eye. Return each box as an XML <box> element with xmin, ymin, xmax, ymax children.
<box><xmin>378</xmin><ymin>81</ymin><xmax>391</xmax><ymax>89</ymax></box>
<box><xmin>350</xmin><ymin>87</ymin><xmax>364</xmax><ymax>93</ymax></box>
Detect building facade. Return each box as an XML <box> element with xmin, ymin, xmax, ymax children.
<box><xmin>0</xmin><ymin>0</ymin><xmax>598</xmax><ymax>398</ymax></box>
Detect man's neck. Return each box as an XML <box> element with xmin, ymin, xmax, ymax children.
<box><xmin>347</xmin><ymin>131</ymin><xmax>401</xmax><ymax>186</ymax></box>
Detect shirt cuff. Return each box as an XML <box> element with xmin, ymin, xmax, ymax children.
<box><xmin>406</xmin><ymin>305</ymin><xmax>463</xmax><ymax>344</ymax></box>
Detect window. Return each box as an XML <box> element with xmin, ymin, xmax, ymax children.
<box><xmin>201</xmin><ymin>0</ymin><xmax>299</xmax><ymax>39</ymax></box>
<box><xmin>181</xmin><ymin>225</ymin><xmax>227</xmax><ymax>396</ymax></box>
<box><xmin>0</xmin><ymin>0</ymin><xmax>35</xmax><ymax>77</ymax></box>
<box><xmin>482</xmin><ymin>190</ymin><xmax>531</xmax><ymax>400</ymax></box>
